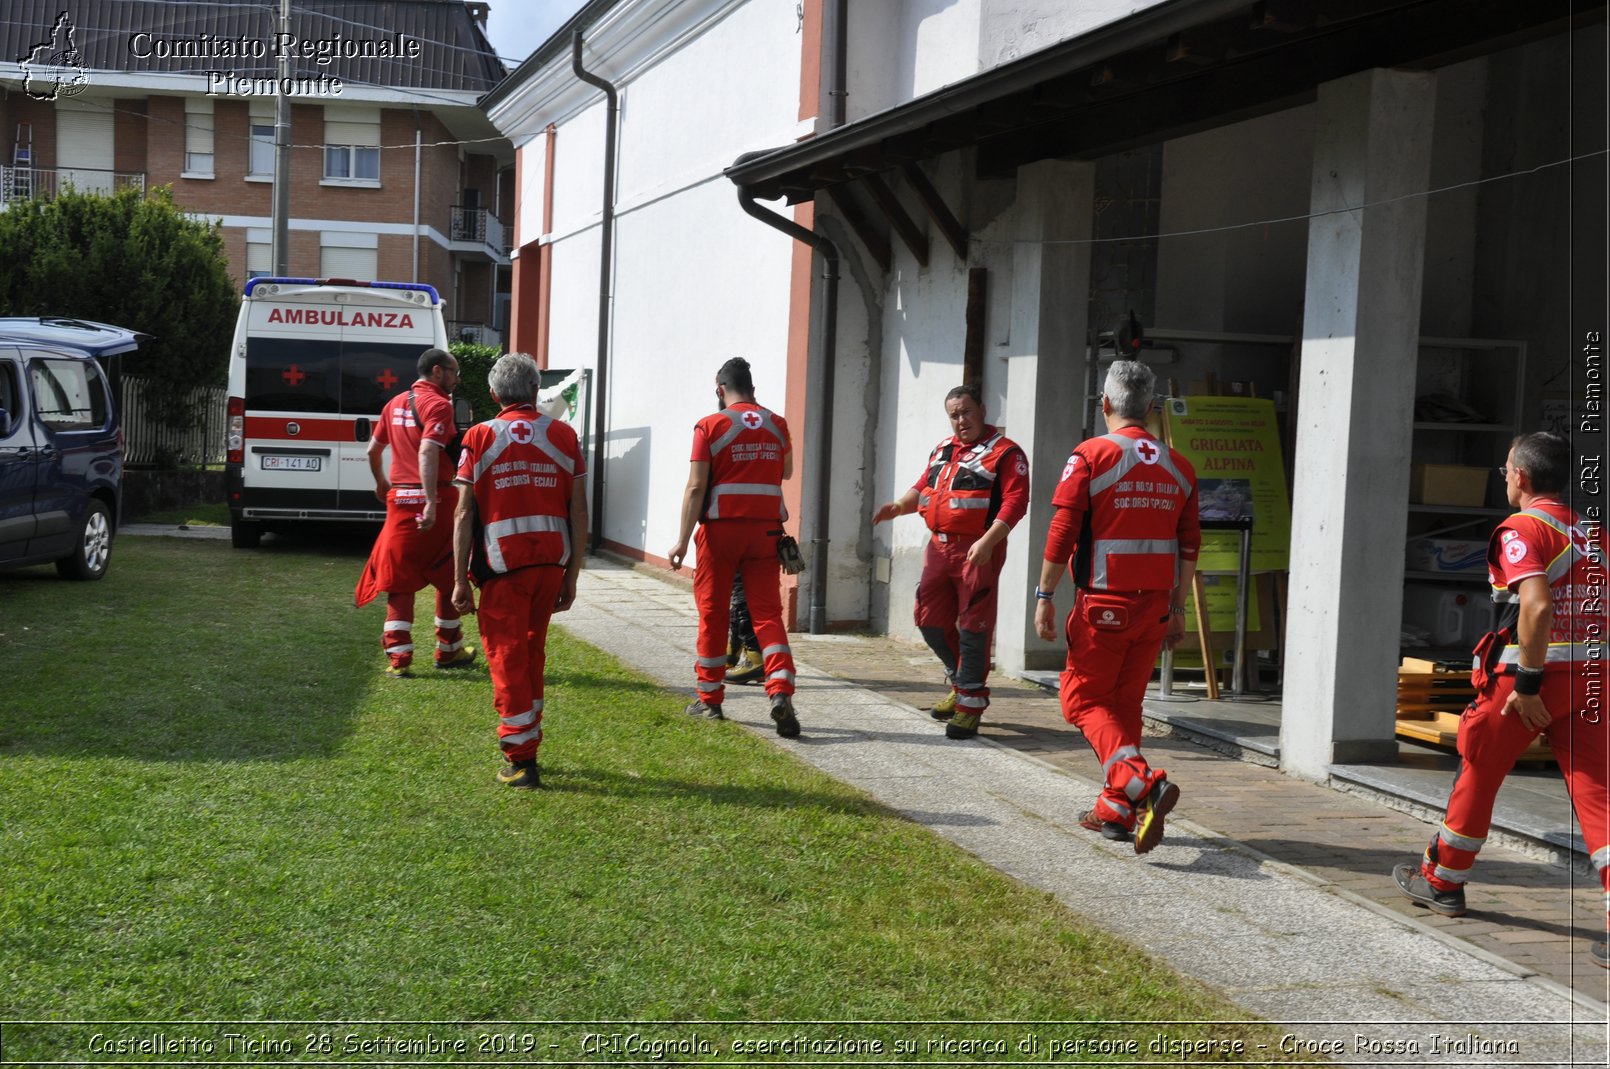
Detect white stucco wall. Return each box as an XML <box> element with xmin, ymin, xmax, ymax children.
<box><xmin>846</xmin><ymin>0</ymin><xmax>1168</xmax><ymax>120</ymax></box>
<box><xmin>488</xmin><ymin>0</ymin><xmax>805</xmax><ymax>563</ymax></box>
<box><xmin>608</xmin><ymin>179</ymin><xmax>797</xmax><ymax>557</ymax></box>
<box><xmin>977</xmin><ymin>0</ymin><xmax>1157</xmax><ymax>69</ymax></box>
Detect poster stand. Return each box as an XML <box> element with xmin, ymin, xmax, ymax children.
<box><xmin>1158</xmin><ymin>387</ymin><xmax>1289</xmax><ymax>700</ymax></box>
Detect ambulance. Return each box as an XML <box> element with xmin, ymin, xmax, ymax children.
<box><xmin>225</xmin><ymin>277</ymin><xmax>452</xmax><ymax>548</ymax></box>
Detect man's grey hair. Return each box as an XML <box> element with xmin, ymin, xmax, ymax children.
<box><xmin>488</xmin><ymin>352</ymin><xmax>540</xmax><ymax>405</ymax></box>
<box><xmin>1104</xmin><ymin>359</ymin><xmax>1156</xmax><ymax>420</ymax></box>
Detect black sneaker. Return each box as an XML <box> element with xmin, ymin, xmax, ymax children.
<box><xmin>684</xmin><ymin>698</ymin><xmax>724</xmax><ymax>720</ymax></box>
<box><xmin>1078</xmin><ymin>809</ymin><xmax>1131</xmax><ymax>843</ymax></box>
<box><xmin>770</xmin><ymin>695</ymin><xmax>801</xmax><ymax>738</ymax></box>
<box><xmin>1392</xmin><ymin>862</ymin><xmax>1467</xmax><ymax>917</ymax></box>
<box><xmin>1590</xmin><ymin>941</ymin><xmax>1608</xmax><ymax>970</ymax></box>
<box><xmin>496</xmin><ymin>757</ymin><xmax>541</xmax><ymax>790</ymax></box>
<box><xmin>1134</xmin><ymin>777</ymin><xmax>1180</xmax><ymax>855</ymax></box>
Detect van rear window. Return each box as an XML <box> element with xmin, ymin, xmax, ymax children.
<box><xmin>247</xmin><ymin>338</ymin><xmax>416</xmax><ymax>415</ymax></box>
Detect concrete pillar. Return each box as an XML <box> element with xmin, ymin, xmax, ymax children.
<box><xmin>997</xmin><ymin>159</ymin><xmax>1094</xmax><ymax>675</ymax></box>
<box><xmin>1281</xmin><ymin>68</ymin><xmax>1437</xmax><ymax>777</ymax></box>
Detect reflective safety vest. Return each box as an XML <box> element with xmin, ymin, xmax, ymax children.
<box><xmin>1487</xmin><ymin>504</ymin><xmax>1607</xmax><ymax>670</ymax></box>
<box><xmin>917</xmin><ymin>430</ymin><xmax>1016</xmax><ymax>537</ymax></box>
<box><xmin>1072</xmin><ymin>431</ymin><xmax>1196</xmax><ymax>591</ymax></box>
<box><xmin>700</xmin><ymin>404</ymin><xmax>788</xmax><ymax>521</ymax></box>
<box><xmin>458</xmin><ymin>406</ymin><xmax>579</xmax><ymax>581</ymax></box>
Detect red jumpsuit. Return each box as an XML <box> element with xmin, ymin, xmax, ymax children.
<box><xmin>690</xmin><ymin>402</ymin><xmax>796</xmax><ymax>709</ymax></box>
<box><xmin>1043</xmin><ymin>427</ymin><xmax>1200</xmax><ymax>830</ymax></box>
<box><xmin>355</xmin><ymin>379</ymin><xmax>463</xmax><ymax>670</ymax></box>
<box><xmin>1420</xmin><ymin>500</ymin><xmax>1609</xmax><ymax>909</ymax></box>
<box><xmin>454</xmin><ymin>404</ymin><xmax>584</xmax><ymax>762</ymax></box>
<box><xmin>911</xmin><ymin>428</ymin><xmax>1029</xmax><ymax>716</ymax></box>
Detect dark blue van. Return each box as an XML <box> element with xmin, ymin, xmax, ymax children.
<box><xmin>0</xmin><ymin>318</ymin><xmax>148</xmax><ymax>580</ymax></box>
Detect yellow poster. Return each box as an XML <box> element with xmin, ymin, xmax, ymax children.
<box><xmin>1182</xmin><ymin>573</ymin><xmax>1262</xmax><ymax>633</ymax></box>
<box><xmin>1164</xmin><ymin>396</ymin><xmax>1290</xmax><ymax>573</ymax></box>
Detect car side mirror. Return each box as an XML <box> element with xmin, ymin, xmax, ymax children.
<box><xmin>454</xmin><ymin>397</ymin><xmax>474</xmax><ymax>433</ymax></box>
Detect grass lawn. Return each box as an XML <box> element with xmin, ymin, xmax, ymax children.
<box><xmin>0</xmin><ymin>537</ymin><xmax>1306</xmax><ymax>1062</ymax></box>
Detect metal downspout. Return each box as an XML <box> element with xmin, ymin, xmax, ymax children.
<box><xmin>736</xmin><ymin>183</ymin><xmax>840</xmax><ymax>634</ymax></box>
<box><xmin>573</xmin><ymin>29</ymin><xmax>617</xmax><ymax>553</ymax></box>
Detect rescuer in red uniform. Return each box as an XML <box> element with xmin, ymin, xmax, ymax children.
<box><xmin>450</xmin><ymin>353</ymin><xmax>588</xmax><ymax>790</ymax></box>
<box><xmin>355</xmin><ymin>348</ymin><xmax>475</xmax><ymax>678</ymax></box>
<box><xmin>668</xmin><ymin>357</ymin><xmax>800</xmax><ymax>738</ymax></box>
<box><xmin>1034</xmin><ymin>360</ymin><xmax>1200</xmax><ymax>854</ymax></box>
<box><xmin>1394</xmin><ymin>431</ymin><xmax>1609</xmax><ymax>969</ymax></box>
<box><xmin>873</xmin><ymin>383</ymin><xmax>1030</xmax><ymax>740</ymax></box>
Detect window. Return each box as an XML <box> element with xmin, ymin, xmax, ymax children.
<box><xmin>29</xmin><ymin>359</ymin><xmax>107</xmax><ymax>431</ymax></box>
<box><xmin>246</xmin><ymin>230</ymin><xmax>271</xmax><ymax>280</ymax></box>
<box><xmin>0</xmin><ymin>360</ymin><xmax>19</xmax><ymax>437</ymax></box>
<box><xmin>320</xmin><ymin>231</ymin><xmax>377</xmax><ymax>279</ymax></box>
<box><xmin>322</xmin><ymin>106</ymin><xmax>381</xmax><ymax>185</ymax></box>
<box><xmin>184</xmin><ymin>98</ymin><xmax>214</xmax><ymax>175</ymax></box>
<box><xmin>248</xmin><ymin>102</ymin><xmax>275</xmax><ymax>177</ymax></box>
<box><xmin>324</xmin><ymin>144</ymin><xmax>380</xmax><ymax>181</ymax></box>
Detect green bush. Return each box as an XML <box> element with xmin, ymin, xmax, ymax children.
<box><xmin>449</xmin><ymin>340</ymin><xmax>502</xmax><ymax>422</ymax></box>
<box><xmin>0</xmin><ymin>187</ymin><xmax>237</xmax><ymax>442</ymax></box>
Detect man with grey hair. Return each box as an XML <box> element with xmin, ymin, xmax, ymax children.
<box><xmin>1033</xmin><ymin>360</ymin><xmax>1200</xmax><ymax>854</ymax></box>
<box><xmin>451</xmin><ymin>353</ymin><xmax>588</xmax><ymax>789</ymax></box>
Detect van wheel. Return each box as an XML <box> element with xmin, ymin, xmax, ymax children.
<box><xmin>56</xmin><ymin>500</ymin><xmax>113</xmax><ymax>580</ymax></box>
<box><xmin>231</xmin><ymin>517</ymin><xmax>263</xmax><ymax>549</ymax></box>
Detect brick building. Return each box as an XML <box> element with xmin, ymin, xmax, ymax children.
<box><xmin>0</xmin><ymin>0</ymin><xmax>513</xmax><ymax>343</ymax></box>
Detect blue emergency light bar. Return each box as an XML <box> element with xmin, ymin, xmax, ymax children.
<box><xmin>243</xmin><ymin>277</ymin><xmax>442</xmax><ymax>303</ymax></box>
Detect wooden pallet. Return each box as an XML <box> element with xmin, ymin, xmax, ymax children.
<box><xmin>1394</xmin><ymin>658</ymin><xmax>1552</xmax><ymax>762</ymax></box>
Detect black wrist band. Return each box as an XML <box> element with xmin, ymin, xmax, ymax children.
<box><xmin>1513</xmin><ymin>670</ymin><xmax>1543</xmax><ymax>696</ymax></box>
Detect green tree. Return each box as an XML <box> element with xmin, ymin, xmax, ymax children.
<box><xmin>0</xmin><ymin>186</ymin><xmax>238</xmax><ymax>452</ymax></box>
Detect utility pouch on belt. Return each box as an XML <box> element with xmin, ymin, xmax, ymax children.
<box><xmin>1080</xmin><ymin>593</ymin><xmax>1130</xmax><ymax>631</ymax></box>
<box><xmin>775</xmin><ymin>532</ymin><xmax>805</xmax><ymax>575</ymax></box>
<box><xmin>1470</xmin><ymin>627</ymin><xmax>1510</xmax><ymax>690</ymax></box>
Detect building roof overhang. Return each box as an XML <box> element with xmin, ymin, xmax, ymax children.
<box><xmin>726</xmin><ymin>0</ymin><xmax>1602</xmax><ymax>204</ymax></box>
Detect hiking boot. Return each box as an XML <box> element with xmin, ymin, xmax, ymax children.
<box><xmin>1591</xmin><ymin>941</ymin><xmax>1609</xmax><ymax>970</ymax></box>
<box><xmin>1134</xmin><ymin>776</ymin><xmax>1180</xmax><ymax>855</ymax></box>
<box><xmin>684</xmin><ymin>698</ymin><xmax>724</xmax><ymax>720</ymax></box>
<box><xmin>930</xmin><ymin>689</ymin><xmax>958</xmax><ymax>720</ymax></box>
<box><xmin>725</xmin><ymin>640</ymin><xmax>738</xmax><ymax>668</ymax></box>
<box><xmin>384</xmin><ymin>663</ymin><xmax>412</xmax><ymax>680</ymax></box>
<box><xmin>945</xmin><ymin>712</ymin><xmax>981</xmax><ymax>740</ymax></box>
<box><xmin>1392</xmin><ymin>863</ymin><xmax>1467</xmax><ymax>917</ymax></box>
<box><xmin>496</xmin><ymin>757</ymin><xmax>541</xmax><ymax>790</ymax></box>
<box><xmin>727</xmin><ymin>647</ymin><xmax>766</xmax><ymax>686</ymax></box>
<box><xmin>1078</xmin><ymin>809</ymin><xmax>1131</xmax><ymax>843</ymax></box>
<box><xmin>435</xmin><ymin>646</ymin><xmax>477</xmax><ymax>670</ymax></box>
<box><xmin>770</xmin><ymin>694</ymin><xmax>801</xmax><ymax>738</ymax></box>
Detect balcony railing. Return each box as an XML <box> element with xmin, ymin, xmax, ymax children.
<box><xmin>0</xmin><ymin>166</ymin><xmax>146</xmax><ymax>204</ymax></box>
<box><xmin>449</xmin><ymin>205</ymin><xmax>509</xmax><ymax>256</ymax></box>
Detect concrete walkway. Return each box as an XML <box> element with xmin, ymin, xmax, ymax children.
<box><xmin>563</xmin><ymin>558</ymin><xmax>1608</xmax><ymax>1067</ymax></box>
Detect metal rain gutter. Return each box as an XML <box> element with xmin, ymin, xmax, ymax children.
<box><xmin>572</xmin><ymin>29</ymin><xmax>618</xmax><ymax>553</ymax></box>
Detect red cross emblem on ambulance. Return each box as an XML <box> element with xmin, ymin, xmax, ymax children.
<box><xmin>741</xmin><ymin>411</ymin><xmax>763</xmax><ymax>430</ymax></box>
<box><xmin>508</xmin><ymin>420</ymin><xmax>534</xmax><ymax>444</ymax></box>
<box><xmin>1136</xmin><ymin>440</ymin><xmax>1159</xmax><ymax>464</ymax></box>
